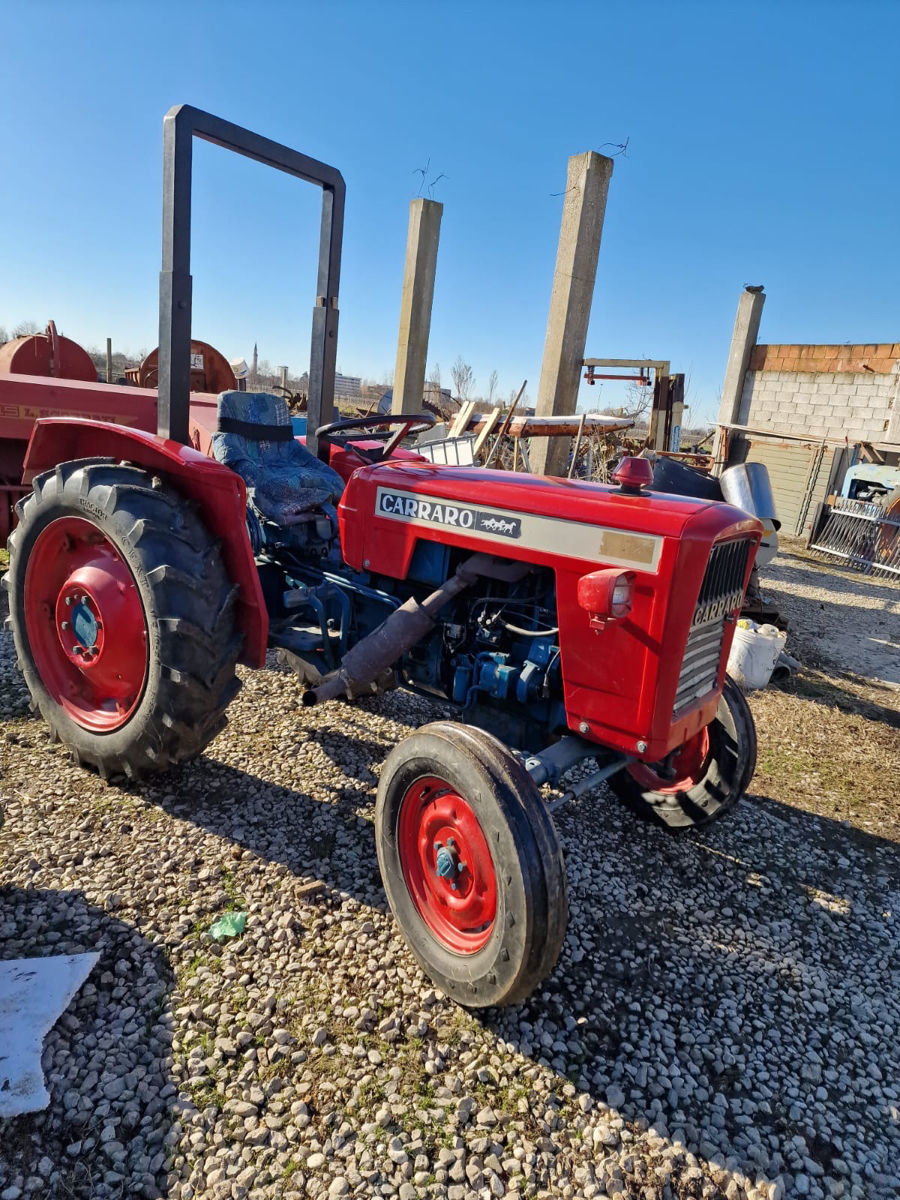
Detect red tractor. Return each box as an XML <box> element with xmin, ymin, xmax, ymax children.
<box><xmin>4</xmin><ymin>108</ymin><xmax>761</xmax><ymax>1008</ymax></box>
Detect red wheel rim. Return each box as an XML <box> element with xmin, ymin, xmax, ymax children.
<box><xmin>628</xmin><ymin>726</ymin><xmax>712</xmax><ymax>793</ymax></box>
<box><xmin>397</xmin><ymin>775</ymin><xmax>497</xmax><ymax>954</ymax></box>
<box><xmin>24</xmin><ymin>517</ymin><xmax>148</xmax><ymax>732</ymax></box>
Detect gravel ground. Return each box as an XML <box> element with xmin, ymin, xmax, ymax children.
<box><xmin>764</xmin><ymin>537</ymin><xmax>900</xmax><ymax>695</ymax></box>
<box><xmin>2</xmin><ymin>557</ymin><xmax>899</xmax><ymax>1200</ymax></box>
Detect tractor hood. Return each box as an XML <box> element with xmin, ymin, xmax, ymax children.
<box><xmin>339</xmin><ymin>461</ymin><xmax>762</xmax><ymax>579</ymax></box>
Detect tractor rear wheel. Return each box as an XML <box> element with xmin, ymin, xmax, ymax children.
<box><xmin>608</xmin><ymin>677</ymin><xmax>757</xmax><ymax>830</ymax></box>
<box><xmin>375</xmin><ymin>721</ymin><xmax>568</xmax><ymax>1008</ymax></box>
<box><xmin>4</xmin><ymin>459</ymin><xmax>242</xmax><ymax>778</ymax></box>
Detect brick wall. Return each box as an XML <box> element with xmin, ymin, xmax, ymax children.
<box><xmin>737</xmin><ymin>343</ymin><xmax>900</xmax><ymax>445</ymax></box>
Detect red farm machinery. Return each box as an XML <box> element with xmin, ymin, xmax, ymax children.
<box><xmin>2</xmin><ymin>107</ymin><xmax>762</xmax><ymax>1007</ymax></box>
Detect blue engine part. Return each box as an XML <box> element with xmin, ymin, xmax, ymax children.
<box><xmin>450</xmin><ymin>630</ymin><xmax>562</xmax><ymax>740</ymax></box>
<box><xmin>262</xmin><ymin>527</ymin><xmax>565</xmax><ymax>752</ymax></box>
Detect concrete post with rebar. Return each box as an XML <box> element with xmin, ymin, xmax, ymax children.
<box><xmin>531</xmin><ymin>151</ymin><xmax>614</xmax><ymax>478</ymax></box>
<box><xmin>712</xmin><ymin>286</ymin><xmax>766</xmax><ymax>472</ymax></box>
<box><xmin>392</xmin><ymin>199</ymin><xmax>443</xmax><ymax>416</ymax></box>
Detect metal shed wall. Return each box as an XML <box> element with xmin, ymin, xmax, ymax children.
<box><xmin>742</xmin><ymin>438</ymin><xmax>831</xmax><ymax>536</ymax></box>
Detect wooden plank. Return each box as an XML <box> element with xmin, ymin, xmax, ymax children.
<box><xmin>472</xmin><ymin>407</ymin><xmax>501</xmax><ymax>459</ymax></box>
<box><xmin>449</xmin><ymin>400</ymin><xmax>475</xmax><ymax>438</ymax></box>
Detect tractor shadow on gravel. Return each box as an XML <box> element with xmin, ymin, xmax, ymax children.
<box><xmin>139</xmin><ymin>740</ymin><xmax>900</xmax><ymax>1193</ymax></box>
<box><xmin>0</xmin><ymin>888</ymin><xmax>174</xmax><ymax>1200</ymax></box>
<box><xmin>145</xmin><ymin>756</ymin><xmax>390</xmax><ymax>908</ymax></box>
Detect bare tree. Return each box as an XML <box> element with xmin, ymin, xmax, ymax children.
<box><xmin>487</xmin><ymin>369</ymin><xmax>498</xmax><ymax>406</ymax></box>
<box><xmin>0</xmin><ymin>326</ymin><xmax>8</xmax><ymax>346</ymax></box>
<box><xmin>13</xmin><ymin>319</ymin><xmax>40</xmax><ymax>338</ymax></box>
<box><xmin>621</xmin><ymin>378</ymin><xmax>653</xmax><ymax>421</ymax></box>
<box><xmin>451</xmin><ymin>355</ymin><xmax>475</xmax><ymax>402</ymax></box>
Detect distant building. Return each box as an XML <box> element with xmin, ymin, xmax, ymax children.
<box><xmin>424</xmin><ymin>382</ymin><xmax>455</xmax><ymax>413</ymax></box>
<box><xmin>334</xmin><ymin>373</ymin><xmax>362</xmax><ymax>399</ymax></box>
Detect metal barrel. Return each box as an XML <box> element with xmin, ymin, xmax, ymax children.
<box><xmin>720</xmin><ymin>462</ymin><xmax>780</xmax><ymax>530</ymax></box>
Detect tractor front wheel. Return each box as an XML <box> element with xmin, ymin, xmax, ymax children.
<box><xmin>5</xmin><ymin>459</ymin><xmax>242</xmax><ymax>778</ymax></box>
<box><xmin>608</xmin><ymin>676</ymin><xmax>757</xmax><ymax>830</ymax></box>
<box><xmin>375</xmin><ymin>722</ymin><xmax>568</xmax><ymax>1008</ymax></box>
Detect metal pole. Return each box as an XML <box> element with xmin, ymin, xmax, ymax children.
<box><xmin>106</xmin><ymin>338</ymin><xmax>113</xmax><ymax>384</ymax></box>
<box><xmin>484</xmin><ymin>379</ymin><xmax>527</xmax><ymax>468</ymax></box>
<box><xmin>567</xmin><ymin>411</ymin><xmax>587</xmax><ymax>478</ymax></box>
<box><xmin>158</xmin><ymin>109</ymin><xmax>193</xmax><ymax>443</ymax></box>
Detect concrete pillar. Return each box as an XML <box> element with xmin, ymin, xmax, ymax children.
<box><xmin>531</xmin><ymin>152</ymin><xmax>614</xmax><ymax>477</ymax></box>
<box><xmin>713</xmin><ymin>286</ymin><xmax>766</xmax><ymax>470</ymax></box>
<box><xmin>392</xmin><ymin>198</ymin><xmax>443</xmax><ymax>415</ymax></box>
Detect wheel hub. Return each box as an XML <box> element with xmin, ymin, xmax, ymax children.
<box><xmin>434</xmin><ymin>839</ymin><xmax>467</xmax><ymax>890</ymax></box>
<box><xmin>69</xmin><ymin>599</ymin><xmax>99</xmax><ymax>653</ymax></box>
<box><xmin>397</xmin><ymin>777</ymin><xmax>497</xmax><ymax>954</ymax></box>
<box><xmin>25</xmin><ymin>517</ymin><xmax>149</xmax><ymax>731</ymax></box>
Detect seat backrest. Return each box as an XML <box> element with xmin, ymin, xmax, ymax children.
<box><xmin>211</xmin><ymin>391</ymin><xmax>344</xmax><ymax>523</ymax></box>
<box><xmin>216</xmin><ymin>389</ymin><xmax>295</xmax><ymax>448</ymax></box>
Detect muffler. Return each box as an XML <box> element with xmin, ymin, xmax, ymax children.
<box><xmin>302</xmin><ymin>553</ymin><xmax>529</xmax><ymax>706</ymax></box>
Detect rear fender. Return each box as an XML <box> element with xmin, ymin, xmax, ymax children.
<box><xmin>23</xmin><ymin>418</ymin><xmax>267</xmax><ymax>667</ymax></box>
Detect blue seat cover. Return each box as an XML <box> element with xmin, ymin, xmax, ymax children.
<box><xmin>211</xmin><ymin>391</ymin><xmax>344</xmax><ymax>526</ymax></box>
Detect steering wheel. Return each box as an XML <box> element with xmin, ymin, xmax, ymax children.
<box><xmin>315</xmin><ymin>412</ymin><xmax>436</xmax><ymax>464</ymax></box>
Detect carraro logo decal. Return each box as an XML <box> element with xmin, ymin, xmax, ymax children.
<box><xmin>378</xmin><ymin>489</ymin><xmax>522</xmax><ymax>539</ymax></box>
<box><xmin>374</xmin><ymin>485</ymin><xmax>663</xmax><ymax>571</ymax></box>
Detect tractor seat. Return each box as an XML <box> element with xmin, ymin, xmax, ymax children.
<box><xmin>211</xmin><ymin>391</ymin><xmax>344</xmax><ymax>527</ymax></box>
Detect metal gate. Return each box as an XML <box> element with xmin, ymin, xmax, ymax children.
<box><xmin>809</xmin><ymin>497</ymin><xmax>900</xmax><ymax>578</ymax></box>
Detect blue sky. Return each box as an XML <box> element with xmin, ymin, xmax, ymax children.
<box><xmin>2</xmin><ymin>0</ymin><xmax>898</xmax><ymax>424</ymax></box>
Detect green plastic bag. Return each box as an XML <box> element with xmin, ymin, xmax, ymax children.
<box><xmin>209</xmin><ymin>911</ymin><xmax>247</xmax><ymax>941</ymax></box>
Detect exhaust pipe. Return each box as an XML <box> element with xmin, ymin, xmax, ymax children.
<box><xmin>302</xmin><ymin>553</ymin><xmax>529</xmax><ymax>706</ymax></box>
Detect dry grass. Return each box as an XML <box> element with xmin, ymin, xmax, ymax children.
<box><xmin>749</xmin><ymin>678</ymin><xmax>899</xmax><ymax>840</ymax></box>
<box><xmin>745</xmin><ymin>536</ymin><xmax>900</xmax><ymax>843</ymax></box>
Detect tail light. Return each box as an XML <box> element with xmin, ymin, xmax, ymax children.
<box><xmin>577</xmin><ymin>568</ymin><xmax>635</xmax><ymax>632</ymax></box>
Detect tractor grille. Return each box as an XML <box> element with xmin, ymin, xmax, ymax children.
<box><xmin>673</xmin><ymin>617</ymin><xmax>726</xmax><ymax>714</ymax></box>
<box><xmin>673</xmin><ymin>537</ymin><xmax>754</xmax><ymax>715</ymax></box>
<box><xmin>693</xmin><ymin>537</ymin><xmax>753</xmax><ymax>626</ymax></box>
